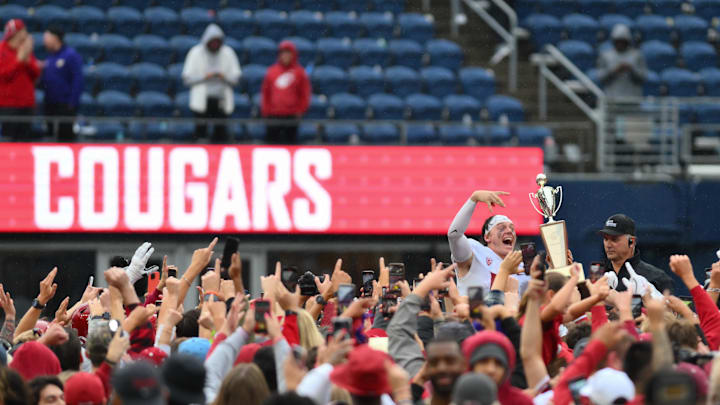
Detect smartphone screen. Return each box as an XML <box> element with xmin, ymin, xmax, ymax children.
<box><xmin>590</xmin><ymin>262</ymin><xmax>604</xmax><ymax>282</ymax></box>
<box><xmin>282</xmin><ymin>267</ymin><xmax>298</xmax><ymax>290</ymax></box>
<box><xmin>337</xmin><ymin>283</ymin><xmax>355</xmax><ymax>315</ymax></box>
<box><xmin>577</xmin><ymin>282</ymin><xmax>590</xmax><ymax>300</ymax></box>
<box><xmin>388</xmin><ymin>263</ymin><xmax>405</xmax><ymax>292</ymax></box>
<box><xmin>631</xmin><ymin>295</ymin><xmax>643</xmax><ymax>318</ymax></box>
<box><xmin>520</xmin><ymin>243</ymin><xmax>536</xmax><ymax>275</ymax></box>
<box><xmin>362</xmin><ymin>270</ymin><xmax>374</xmax><ymax>297</ymax></box>
<box><xmin>220</xmin><ymin>237</ymin><xmax>239</xmax><ymax>270</ymax></box>
<box><xmin>485</xmin><ymin>290</ymin><xmax>504</xmax><ymax>307</ymax></box>
<box><xmin>168</xmin><ymin>268</ymin><xmax>177</xmax><ymax>278</ymax></box>
<box><xmin>468</xmin><ymin>286</ymin><xmax>484</xmax><ymax>318</ymax></box>
<box><xmin>568</xmin><ymin>378</ymin><xmax>587</xmax><ymax>404</ymax></box>
<box><xmin>332</xmin><ymin>316</ymin><xmax>353</xmax><ymax>339</ymax></box>
<box><xmin>254</xmin><ymin>300</ymin><xmax>270</xmax><ymax>333</ymax></box>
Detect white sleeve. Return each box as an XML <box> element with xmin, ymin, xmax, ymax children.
<box><xmin>447</xmin><ymin>198</ymin><xmax>476</xmax><ymax>263</ymax></box>
<box><xmin>296</xmin><ymin>363</ymin><xmax>333</xmax><ymax>405</ymax></box>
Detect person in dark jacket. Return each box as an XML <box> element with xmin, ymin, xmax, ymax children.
<box><xmin>598</xmin><ymin>213</ymin><xmax>675</xmax><ymax>293</ymax></box>
<box><xmin>40</xmin><ymin>26</ymin><xmax>83</xmax><ymax>142</ymax></box>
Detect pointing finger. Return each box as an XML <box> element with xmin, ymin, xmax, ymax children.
<box><xmin>208</xmin><ymin>237</ymin><xmax>219</xmax><ymax>251</ymax></box>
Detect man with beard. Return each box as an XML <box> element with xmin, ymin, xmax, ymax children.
<box><xmin>420</xmin><ymin>338</ymin><xmax>467</xmax><ymax>405</ymax></box>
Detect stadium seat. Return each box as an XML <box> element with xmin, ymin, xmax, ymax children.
<box><xmin>244</xmin><ymin>36</ymin><xmax>277</xmax><ymax>66</ymax></box>
<box><xmin>264</xmin><ymin>0</ymin><xmax>297</xmax><ymax>12</ymax></box>
<box><xmin>523</xmin><ymin>14</ymin><xmax>563</xmax><ymax>49</ymax></box>
<box><xmin>406</xmin><ymin>123</ymin><xmax>438</xmax><ymax>144</ymax></box>
<box><xmin>305</xmin><ymin>95</ymin><xmax>329</xmax><ymax>119</ymax></box>
<box><xmin>388</xmin><ymin>39</ymin><xmax>424</xmax><ymax>70</ymax></box>
<box><xmin>337</xmin><ymin>0</ymin><xmax>369</xmax><ymax>13</ymax></box>
<box><xmin>97</xmin><ymin>90</ymin><xmax>135</xmax><ymax>117</ymax></box>
<box><xmin>289</xmin><ymin>11</ymin><xmax>327</xmax><ymax>40</ymax></box>
<box><xmin>98</xmin><ymin>34</ymin><xmax>135</xmax><ymax>65</ymax></box>
<box><xmin>612</xmin><ymin>0</ymin><xmax>646</xmax><ymax>18</ymax></box>
<box><xmin>283</xmin><ymin>37</ymin><xmax>315</xmax><ymax>66</ymax></box>
<box><xmin>298</xmin><ymin>124</ymin><xmax>319</xmax><ymax>143</ymax></box>
<box><xmin>79</xmin><ymin>93</ymin><xmax>99</xmax><ymax>117</ymax></box>
<box><xmin>354</xmin><ymin>38</ymin><xmax>391</xmax><ymax>67</ymax></box>
<box><xmin>362</xmin><ymin>123</ymin><xmax>400</xmax><ymax>144</ymax></box>
<box><xmin>694</xmin><ymin>0</ymin><xmax>720</xmax><ymax>22</ymax></box>
<box><xmin>557</xmin><ymin>40</ymin><xmax>596</xmax><ymax>72</ymax></box>
<box><xmin>175</xmin><ymin>92</ymin><xmax>192</xmax><ymax>117</ymax></box>
<box><xmin>459</xmin><ymin>67</ymin><xmax>495</xmax><ymax>104</ymax></box>
<box><xmin>65</xmin><ymin>33</ymin><xmax>101</xmax><ymax>63</ymax></box>
<box><xmin>32</xmin><ymin>5</ymin><xmax>72</xmax><ymax>34</ymax></box>
<box><xmin>225</xmin><ymin>0</ymin><xmax>261</xmax><ymax>9</ymax></box>
<box><xmin>330</xmin><ymin>93</ymin><xmax>367</xmax><ymax>119</ymax></box>
<box><xmin>439</xmin><ymin>124</ymin><xmax>474</xmax><ymax>145</ymax></box>
<box><xmin>371</xmin><ymin>0</ymin><xmax>404</xmax><ymax>14</ymax></box>
<box><xmin>128</xmin><ymin>122</ymin><xmax>170</xmax><ymax>141</ymax></box>
<box><xmin>255</xmin><ymin>9</ymin><xmax>292</xmax><ymax>41</ymax></box>
<box><xmin>299</xmin><ymin>0</ymin><xmax>336</xmax><ymax>12</ymax></box>
<box><xmin>641</xmin><ymin>41</ymin><xmax>677</xmax><ymax>72</ymax></box>
<box><xmin>218</xmin><ymin>9</ymin><xmax>257</xmax><ymax>40</ymax></box>
<box><xmin>476</xmin><ymin>125</ymin><xmax>512</xmax><ymax>145</ymax></box>
<box><xmin>650</xmin><ymin>0</ymin><xmax>683</xmax><ymax>17</ymax></box>
<box><xmin>700</xmin><ymin>67</ymin><xmax>720</xmax><ymax>96</ymax></box>
<box><xmin>0</xmin><ymin>5</ymin><xmax>28</xmax><ymax>24</ymax></box>
<box><xmin>368</xmin><ymin>93</ymin><xmax>405</xmax><ymax>119</ymax></box>
<box><xmin>326</xmin><ymin>11</ymin><xmax>365</xmax><ymax>39</ymax></box>
<box><xmin>444</xmin><ymin>95</ymin><xmax>482</xmax><ymax>121</ymax></box>
<box><xmin>385</xmin><ymin>66</ymin><xmax>422</xmax><ymax>98</ymax></box>
<box><xmin>168</xmin><ymin>63</ymin><xmax>185</xmax><ymax>92</ymax></box>
<box><xmin>224</xmin><ymin>37</ymin><xmax>243</xmax><ymax>56</ymax></box>
<box><xmin>92</xmin><ymin>62</ymin><xmax>132</xmax><ymax>93</ymax></box>
<box><xmin>398</xmin><ymin>13</ymin><xmax>434</xmax><ymax>43</ymax></box>
<box><xmin>242</xmin><ymin>64</ymin><xmax>268</xmax><ymax>94</ymax></box>
<box><xmin>136</xmin><ymin>91</ymin><xmax>174</xmax><ymax>117</ymax></box>
<box><xmin>312</xmin><ymin>65</ymin><xmax>350</xmax><ymax>96</ymax></box>
<box><xmin>599</xmin><ymin>14</ymin><xmax>635</xmax><ymax>37</ymax></box>
<box><xmin>324</xmin><ymin>123</ymin><xmax>359</xmax><ymax>143</ymax></box>
<box><xmin>675</xmin><ymin>15</ymin><xmax>709</xmax><ymax>43</ymax></box>
<box><xmin>181</xmin><ymin>8</ymin><xmax>214</xmax><ymax>37</ymax></box>
<box><xmin>577</xmin><ymin>0</ymin><xmax>612</xmax><ymax>18</ymax></box>
<box><xmin>694</xmin><ymin>104</ymin><xmax>720</xmax><ymax>135</ymax></box>
<box><xmin>644</xmin><ymin>70</ymin><xmax>661</xmax><ymax>96</ymax></box>
<box><xmin>130</xmin><ymin>63</ymin><xmax>170</xmax><ymax>93</ymax></box>
<box><xmin>134</xmin><ymin>35</ymin><xmax>173</xmax><ymax>66</ymax></box>
<box><xmin>91</xmin><ymin>121</ymin><xmax>125</xmax><ymax>141</ymax></box>
<box><xmin>108</xmin><ymin>7</ymin><xmax>144</xmax><ymax>38</ymax></box>
<box><xmin>32</xmin><ymin>33</ymin><xmax>47</xmax><ymax>61</ymax></box>
<box><xmin>426</xmin><ymin>39</ymin><xmax>463</xmax><ymax>71</ymax></box>
<box><xmin>360</xmin><ymin>12</ymin><xmax>394</xmax><ymax>39</ymax></box>
<box><xmin>317</xmin><ymin>38</ymin><xmax>354</xmax><ymax>69</ymax></box>
<box><xmin>515</xmin><ymin>125</ymin><xmax>551</xmax><ymax>146</ymax></box>
<box><xmin>170</xmin><ymin>36</ymin><xmax>198</xmax><ymax>63</ymax></box>
<box><xmin>636</xmin><ymin>15</ymin><xmax>672</xmax><ymax>42</ymax></box>
<box><xmin>122</xmin><ymin>0</ymin><xmax>154</xmax><ymax>10</ymax></box>
<box><xmin>349</xmin><ymin>66</ymin><xmax>386</xmax><ymax>98</ymax></box>
<box><xmin>69</xmin><ymin>6</ymin><xmax>106</xmax><ymax>35</ymax></box>
<box><xmin>421</xmin><ymin>67</ymin><xmax>457</xmax><ymax>98</ymax></box>
<box><xmin>486</xmin><ymin>95</ymin><xmax>525</xmax><ymax>122</ymax></box>
<box><xmin>145</xmin><ymin>7</ymin><xmax>181</xmax><ymax>37</ymax></box>
<box><xmin>661</xmin><ymin>67</ymin><xmax>700</xmax><ymax>96</ymax></box>
<box><xmin>246</xmin><ymin>123</ymin><xmax>267</xmax><ymax>141</ymax></box>
<box><xmin>406</xmin><ymin>93</ymin><xmax>443</xmax><ymax>120</ymax></box>
<box><xmin>538</xmin><ymin>0</ymin><xmax>576</xmax><ymax>17</ymax></box>
<box><xmin>680</xmin><ymin>41</ymin><xmax>717</xmax><ymax>71</ymax></box>
<box><xmin>563</xmin><ymin>14</ymin><xmax>600</xmax><ymax>44</ymax></box>
<box><xmin>232</xmin><ymin>93</ymin><xmax>252</xmax><ymax>118</ymax></box>
<box><xmin>192</xmin><ymin>0</ymin><xmax>222</xmax><ymax>8</ymax></box>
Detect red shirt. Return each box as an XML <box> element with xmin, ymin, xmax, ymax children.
<box><xmin>0</xmin><ymin>40</ymin><xmax>39</xmax><ymax>108</ymax></box>
<box><xmin>519</xmin><ymin>310</ymin><xmax>563</xmax><ymax>365</ymax></box>
<box><xmin>261</xmin><ymin>41</ymin><xmax>311</xmax><ymax>117</ymax></box>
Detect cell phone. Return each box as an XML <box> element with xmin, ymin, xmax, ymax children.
<box><xmin>362</xmin><ymin>270</ymin><xmax>374</xmax><ymax>297</ymax></box>
<box><xmin>220</xmin><ymin>237</ymin><xmax>239</xmax><ymax>271</ymax></box>
<box><xmin>468</xmin><ymin>286</ymin><xmax>484</xmax><ymax>319</ymax></box>
<box><xmin>631</xmin><ymin>295</ymin><xmax>643</xmax><ymax>318</ymax></box>
<box><xmin>590</xmin><ymin>262</ymin><xmax>605</xmax><ymax>283</ymax></box>
<box><xmin>297</xmin><ymin>271</ymin><xmax>318</xmax><ymax>296</ymax></box>
<box><xmin>568</xmin><ymin>377</ymin><xmax>586</xmax><ymax>404</ymax></box>
<box><xmin>88</xmin><ymin>276</ymin><xmax>94</xmax><ymax>287</ymax></box>
<box><xmin>254</xmin><ymin>299</ymin><xmax>271</xmax><ymax>333</ymax></box>
<box><xmin>484</xmin><ymin>290</ymin><xmax>505</xmax><ymax>307</ymax></box>
<box><xmin>520</xmin><ymin>243</ymin><xmax>536</xmax><ymax>275</ymax></box>
<box><xmin>381</xmin><ymin>287</ymin><xmax>396</xmax><ymax>318</ymax></box>
<box><xmin>577</xmin><ymin>282</ymin><xmax>590</xmax><ymax>300</ymax></box>
<box><xmin>388</xmin><ymin>263</ymin><xmax>405</xmax><ymax>293</ymax></box>
<box><xmin>336</xmin><ymin>283</ymin><xmax>355</xmax><ymax>315</ymax></box>
<box><xmin>535</xmin><ymin>251</ymin><xmax>548</xmax><ymax>280</ymax></box>
<box><xmin>412</xmin><ymin>278</ymin><xmax>422</xmax><ymax>289</ymax></box>
<box><xmin>168</xmin><ymin>267</ymin><xmax>177</xmax><ymax>278</ymax></box>
<box><xmin>282</xmin><ymin>266</ymin><xmax>298</xmax><ymax>291</ymax></box>
<box><xmin>332</xmin><ymin>316</ymin><xmax>353</xmax><ymax>339</ymax></box>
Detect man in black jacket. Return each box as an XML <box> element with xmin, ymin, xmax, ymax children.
<box><xmin>598</xmin><ymin>214</ymin><xmax>675</xmax><ymax>293</ymax></box>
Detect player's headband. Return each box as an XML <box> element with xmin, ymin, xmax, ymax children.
<box><xmin>485</xmin><ymin>215</ymin><xmax>513</xmax><ymax>235</ymax></box>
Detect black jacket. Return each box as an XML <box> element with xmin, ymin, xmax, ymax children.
<box><xmin>605</xmin><ymin>249</ymin><xmax>675</xmax><ymax>294</ymax></box>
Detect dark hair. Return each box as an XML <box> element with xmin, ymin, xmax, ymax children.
<box><xmin>563</xmin><ymin>323</ymin><xmax>591</xmax><ymax>350</ymax></box>
<box><xmin>667</xmin><ymin>320</ymin><xmax>699</xmax><ymax>349</ymax></box>
<box><xmin>623</xmin><ymin>342</ymin><xmax>652</xmax><ymax>383</ymax></box>
<box><xmin>28</xmin><ymin>376</ymin><xmax>63</xmax><ymax>405</ymax></box>
<box><xmin>109</xmin><ymin>256</ymin><xmax>129</xmax><ymax>268</ymax></box>
<box><xmin>545</xmin><ymin>272</ymin><xmax>567</xmax><ymax>293</ymax></box>
<box><xmin>262</xmin><ymin>392</ymin><xmax>316</xmax><ymax>405</ymax></box>
<box><xmin>305</xmin><ymin>346</ymin><xmax>319</xmax><ymax>370</ymax></box>
<box><xmin>49</xmin><ymin>327</ymin><xmax>81</xmax><ymax>371</ymax></box>
<box><xmin>176</xmin><ymin>308</ymin><xmax>201</xmax><ymax>338</ymax></box>
<box><xmin>253</xmin><ymin>346</ymin><xmax>277</xmax><ymax>392</ymax></box>
<box><xmin>45</xmin><ymin>25</ymin><xmax>64</xmax><ymax>42</ymax></box>
<box><xmin>479</xmin><ymin>216</ymin><xmax>496</xmax><ymax>246</ymax></box>
<box><xmin>0</xmin><ymin>367</ymin><xmax>30</xmax><ymax>405</ymax></box>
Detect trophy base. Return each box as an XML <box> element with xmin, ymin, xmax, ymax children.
<box><xmin>540</xmin><ymin>220</ymin><xmax>569</xmax><ymax>269</ymax></box>
<box><xmin>546</xmin><ymin>263</ymin><xmax>585</xmax><ymax>282</ymax></box>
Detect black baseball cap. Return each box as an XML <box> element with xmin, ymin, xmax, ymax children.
<box><xmin>112</xmin><ymin>361</ymin><xmax>164</xmax><ymax>405</ymax></box>
<box><xmin>162</xmin><ymin>353</ymin><xmax>206</xmax><ymax>405</ymax></box>
<box><xmin>598</xmin><ymin>214</ymin><xmax>636</xmax><ymax>236</ymax></box>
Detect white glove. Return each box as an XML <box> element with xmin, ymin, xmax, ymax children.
<box><xmin>716</xmin><ymin>249</ymin><xmax>720</xmax><ymax>260</ymax></box>
<box><xmin>622</xmin><ymin>262</ymin><xmax>663</xmax><ymax>299</ymax></box>
<box><xmin>125</xmin><ymin>242</ymin><xmax>156</xmax><ymax>285</ymax></box>
<box><xmin>604</xmin><ymin>271</ymin><xmax>618</xmax><ymax>289</ymax></box>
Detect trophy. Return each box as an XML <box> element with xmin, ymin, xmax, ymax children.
<box><xmin>529</xmin><ymin>174</ymin><xmax>584</xmax><ymax>280</ymax></box>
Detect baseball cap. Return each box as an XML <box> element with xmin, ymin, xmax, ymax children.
<box><xmin>579</xmin><ymin>368</ymin><xmax>634</xmax><ymax>405</ymax></box>
<box><xmin>598</xmin><ymin>214</ymin><xmax>636</xmax><ymax>236</ymax></box>
<box><xmin>329</xmin><ymin>345</ymin><xmax>392</xmax><ymax>396</ymax></box>
<box><xmin>435</xmin><ymin>321</ymin><xmax>475</xmax><ymax>346</ymax></box>
<box><xmin>162</xmin><ymin>353</ymin><xmax>206</xmax><ymax>405</ymax></box>
<box><xmin>611</xmin><ymin>24</ymin><xmax>632</xmax><ymax>41</ymax></box>
<box><xmin>85</xmin><ymin>321</ymin><xmax>113</xmax><ymax>366</ymax></box>
<box><xmin>177</xmin><ymin>337</ymin><xmax>211</xmax><ymax>360</ymax></box>
<box><xmin>138</xmin><ymin>347</ymin><xmax>168</xmax><ymax>367</ymax></box>
<box><xmin>3</xmin><ymin>19</ymin><xmax>25</xmax><ymax>41</ymax></box>
<box><xmin>452</xmin><ymin>373</ymin><xmax>498</xmax><ymax>405</ymax></box>
<box><xmin>113</xmin><ymin>361</ymin><xmax>164</xmax><ymax>405</ymax></box>
<box><xmin>468</xmin><ymin>343</ymin><xmax>509</xmax><ymax>370</ymax></box>
<box><xmin>65</xmin><ymin>372</ymin><xmax>106</xmax><ymax>405</ymax></box>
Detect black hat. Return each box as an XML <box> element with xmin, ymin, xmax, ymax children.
<box><xmin>162</xmin><ymin>353</ymin><xmax>206</xmax><ymax>405</ymax></box>
<box><xmin>452</xmin><ymin>373</ymin><xmax>497</xmax><ymax>405</ymax></box>
<box><xmin>112</xmin><ymin>361</ymin><xmax>164</xmax><ymax>405</ymax></box>
<box><xmin>469</xmin><ymin>343</ymin><xmax>509</xmax><ymax>370</ymax></box>
<box><xmin>598</xmin><ymin>214</ymin><xmax>636</xmax><ymax>236</ymax></box>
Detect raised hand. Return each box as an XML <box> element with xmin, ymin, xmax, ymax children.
<box><xmin>415</xmin><ymin>263</ymin><xmax>455</xmax><ymax>298</ymax></box>
<box><xmin>54</xmin><ymin>297</ymin><xmax>71</xmax><ymax>325</ymax></box>
<box><xmin>80</xmin><ymin>284</ymin><xmax>102</xmax><ymax>304</ymax></box>
<box><xmin>229</xmin><ymin>252</ymin><xmax>242</xmax><ymax>281</ymax></box>
<box><xmin>201</xmin><ymin>259</ymin><xmax>222</xmax><ymax>293</ymax></box>
<box><xmin>105</xmin><ymin>328</ymin><xmax>130</xmax><ymax>365</ymax></box>
<box><xmin>0</xmin><ymin>284</ymin><xmax>16</xmax><ymax>319</ymax></box>
<box><xmin>126</xmin><ymin>242</ymin><xmax>156</xmax><ymax>285</ymax></box>
<box><xmin>623</xmin><ymin>262</ymin><xmax>663</xmax><ymax>298</ymax></box>
<box><xmin>587</xmin><ymin>276</ymin><xmax>610</xmax><ymax>301</ymax></box>
<box><xmin>470</xmin><ymin>190</ymin><xmax>510</xmax><ymax>213</ymax></box>
<box><xmin>37</xmin><ymin>267</ymin><xmax>59</xmax><ymax>306</ymax></box>
<box><xmin>499</xmin><ymin>250</ymin><xmax>523</xmax><ymax>275</ymax></box>
<box><xmin>669</xmin><ymin>255</ymin><xmax>699</xmax><ymax>289</ymax></box>
<box><xmin>592</xmin><ymin>321</ymin><xmax>628</xmax><ymax>349</ymax></box>
<box><xmin>330</xmin><ymin>259</ymin><xmax>352</xmax><ymax>296</ymax></box>
<box><xmin>123</xmin><ymin>304</ymin><xmax>156</xmax><ymax>333</ymax></box>
<box><xmin>39</xmin><ymin>322</ymin><xmax>69</xmax><ymax>346</ymax></box>
<box><xmin>104</xmin><ymin>267</ymin><xmax>131</xmax><ymax>289</ymax></box>
<box><xmin>190</xmin><ymin>237</ymin><xmax>218</xmax><ymax>271</ymax></box>
<box><xmin>340</xmin><ymin>297</ymin><xmax>376</xmax><ymax>319</ymax></box>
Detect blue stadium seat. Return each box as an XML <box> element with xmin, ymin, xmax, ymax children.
<box><xmin>224</xmin><ymin>36</ymin><xmax>243</xmax><ymax>56</ymax></box>
<box><xmin>694</xmin><ymin>104</ymin><xmax>720</xmax><ymax>126</ymax></box>
<box><xmin>175</xmin><ymin>92</ymin><xmax>191</xmax><ymax>117</ymax></box>
<box><xmin>144</xmin><ymin>7</ymin><xmax>180</xmax><ymax>37</ymax></box>
<box><xmin>246</xmin><ymin>123</ymin><xmax>267</xmax><ymax>141</ymax></box>
<box><xmin>538</xmin><ymin>0</ymin><xmax>576</xmax><ymax>17</ymax></box>
<box><xmin>700</xmin><ymin>67</ymin><xmax>720</xmax><ymax>96</ymax></box>
<box><xmin>242</xmin><ymin>64</ymin><xmax>268</xmax><ymax>94</ymax></box>
<box><xmin>641</xmin><ymin>40</ymin><xmax>677</xmax><ymax>72</ymax></box>
<box><xmin>644</xmin><ymin>70</ymin><xmax>661</xmax><ymax>96</ymax></box>
<box><xmin>426</xmin><ymin>39</ymin><xmax>463</xmax><ymax>71</ymax></box>
<box><xmin>326</xmin><ymin>11</ymin><xmax>364</xmax><ymax>39</ymax></box>
<box><xmin>389</xmin><ymin>39</ymin><xmax>424</xmax><ymax>69</ymax></box>
<box><xmin>170</xmin><ymin>36</ymin><xmax>198</xmax><ymax>63</ymax></box>
<box><xmin>360</xmin><ymin>12</ymin><xmax>394</xmax><ymax>39</ymax></box>
<box><xmin>298</xmin><ymin>124</ymin><xmax>319</xmax><ymax>143</ymax></box>
<box><xmin>305</xmin><ymin>95</ymin><xmax>329</xmax><ymax>119</ymax></box>
<box><xmin>92</xmin><ymin>63</ymin><xmax>132</xmax><ymax>93</ymax></box>
<box><xmin>226</xmin><ymin>0</ymin><xmax>262</xmax><ymax>9</ymax></box>
<box><xmin>136</xmin><ymin>91</ymin><xmax>174</xmax><ymax>117</ymax></box>
<box><xmin>128</xmin><ymin>122</ymin><xmax>169</xmax><ymax>141</ymax></box>
<box><xmin>284</xmin><ymin>36</ymin><xmax>315</xmax><ymax>66</ymax></box>
<box><xmin>255</xmin><ymin>9</ymin><xmax>292</xmax><ymax>41</ymax></box>
<box><xmin>577</xmin><ymin>0</ymin><xmax>612</xmax><ymax>18</ymax></box>
<box><xmin>79</xmin><ymin>93</ymin><xmax>98</xmax><ymax>117</ymax></box>
<box><xmin>477</xmin><ymin>125</ymin><xmax>512</xmax><ymax>145</ymax></box>
<box><xmin>406</xmin><ymin>123</ymin><xmax>438</xmax><ymax>144</ymax></box>
<box><xmin>459</xmin><ymin>67</ymin><xmax>495</xmax><ymax>104</ymax></box>
<box><xmin>421</xmin><ymin>66</ymin><xmax>457</xmax><ymax>98</ymax></box>
<box><xmin>244</xmin><ymin>36</ymin><xmax>277</xmax><ymax>66</ymax></box>
<box><xmin>398</xmin><ymin>13</ymin><xmax>434</xmax><ymax>43</ymax></box>
<box><xmin>299</xmin><ymin>0</ymin><xmax>336</xmax><ymax>12</ymax></box>
<box><xmin>337</xmin><ymin>0</ymin><xmax>369</xmax><ymax>13</ymax></box>
<box><xmin>264</xmin><ymin>0</ymin><xmax>297</xmax><ymax>12</ymax></box>
<box><xmin>681</xmin><ymin>41</ymin><xmax>717</xmax><ymax>71</ymax></box>
<box><xmin>599</xmin><ymin>14</ymin><xmax>635</xmax><ymax>36</ymax></box>
<box><xmin>130</xmin><ymin>63</ymin><xmax>170</xmax><ymax>93</ymax></box>
<box><xmin>674</xmin><ymin>15</ymin><xmax>709</xmax><ymax>43</ymax></box>
<box><xmin>486</xmin><ymin>95</ymin><xmax>525</xmax><ymax>122</ymax></box>
<box><xmin>218</xmin><ymin>9</ymin><xmax>257</xmax><ymax>40</ymax></box>
<box><xmin>650</xmin><ymin>0</ymin><xmax>683</xmax><ymax>17</ymax></box>
<box><xmin>69</xmin><ymin>6</ymin><xmax>106</xmax><ymax>35</ymax></box>
<box><xmin>557</xmin><ymin>40</ymin><xmax>595</xmax><ymax>72</ymax></box>
<box><xmin>354</xmin><ymin>38</ymin><xmax>390</xmax><ymax>67</ymax></box>
<box><xmin>349</xmin><ymin>66</ymin><xmax>385</xmax><ymax>97</ymax></box>
<box><xmin>515</xmin><ymin>125</ymin><xmax>551</xmax><ymax>146</ymax></box>
<box><xmin>32</xmin><ymin>5</ymin><xmax>72</xmax><ymax>34</ymax></box>
<box><xmin>0</xmin><ymin>5</ymin><xmax>28</xmax><ymax>24</ymax></box>
<box><xmin>192</xmin><ymin>0</ymin><xmax>222</xmax><ymax>8</ymax></box>
<box><xmin>325</xmin><ymin>123</ymin><xmax>359</xmax><ymax>143</ymax></box>
<box><xmin>181</xmin><ymin>8</ymin><xmax>214</xmax><ymax>37</ymax></box>
<box><xmin>330</xmin><ymin>93</ymin><xmax>367</xmax><ymax>119</ymax></box>
<box><xmin>385</xmin><ymin>66</ymin><xmax>422</xmax><ymax>98</ymax></box>
<box><xmin>65</xmin><ymin>33</ymin><xmax>100</xmax><ymax>63</ymax></box>
<box><xmin>523</xmin><ymin>14</ymin><xmax>563</xmax><ymax>49</ymax></box>
<box><xmin>168</xmin><ymin>63</ymin><xmax>185</xmax><ymax>92</ymax></box>
<box><xmin>362</xmin><ymin>123</ymin><xmax>400</xmax><ymax>144</ymax></box>
<box><xmin>636</xmin><ymin>15</ymin><xmax>672</xmax><ymax>42</ymax></box>
<box><xmin>98</xmin><ymin>34</ymin><xmax>135</xmax><ymax>65</ymax></box>
<box><xmin>122</xmin><ymin>0</ymin><xmax>154</xmax><ymax>10</ymax></box>
<box><xmin>661</xmin><ymin>67</ymin><xmax>700</xmax><ymax>96</ymax></box>
<box><xmin>563</xmin><ymin>14</ymin><xmax>600</xmax><ymax>44</ymax></box>
<box><xmin>444</xmin><ymin>94</ymin><xmax>481</xmax><ymax>121</ymax></box>
<box><xmin>97</xmin><ymin>90</ymin><xmax>135</xmax><ymax>116</ymax></box>
<box><xmin>439</xmin><ymin>124</ymin><xmax>473</xmax><ymax>145</ymax></box>
<box><xmin>32</xmin><ymin>33</ymin><xmax>47</xmax><ymax>61</ymax></box>
<box><xmin>371</xmin><ymin>0</ymin><xmax>404</xmax><ymax>14</ymax></box>
<box><xmin>312</xmin><ymin>65</ymin><xmax>350</xmax><ymax>95</ymax></box>
<box><xmin>134</xmin><ymin>35</ymin><xmax>173</xmax><ymax>66</ymax></box>
<box><xmin>90</xmin><ymin>121</ymin><xmax>125</xmax><ymax>141</ymax></box>
<box><xmin>694</xmin><ymin>0</ymin><xmax>720</xmax><ymax>22</ymax></box>
<box><xmin>612</xmin><ymin>0</ymin><xmax>646</xmax><ymax>18</ymax></box>
<box><xmin>289</xmin><ymin>11</ymin><xmax>327</xmax><ymax>40</ymax></box>
<box><xmin>232</xmin><ymin>93</ymin><xmax>252</xmax><ymax>118</ymax></box>
<box><xmin>251</xmin><ymin>93</ymin><xmax>263</xmax><ymax>109</ymax></box>
<box><xmin>108</xmin><ymin>7</ymin><xmax>144</xmax><ymax>38</ymax></box>
<box><xmin>406</xmin><ymin>93</ymin><xmax>443</xmax><ymax>120</ymax></box>
<box><xmin>515</xmin><ymin>0</ymin><xmax>538</xmax><ymax>18</ymax></box>
<box><xmin>317</xmin><ymin>38</ymin><xmax>354</xmax><ymax>69</ymax></box>
<box><xmin>368</xmin><ymin>93</ymin><xmax>405</xmax><ymax>119</ymax></box>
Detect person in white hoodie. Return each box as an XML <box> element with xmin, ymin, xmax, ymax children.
<box><xmin>182</xmin><ymin>24</ymin><xmax>241</xmax><ymax>143</ymax></box>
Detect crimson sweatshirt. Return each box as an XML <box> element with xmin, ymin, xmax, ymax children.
<box><xmin>261</xmin><ymin>41</ymin><xmax>311</xmax><ymax>117</ymax></box>
<box><xmin>690</xmin><ymin>285</ymin><xmax>720</xmax><ymax>350</ymax></box>
<box><xmin>0</xmin><ymin>40</ymin><xmax>39</xmax><ymax>108</ymax></box>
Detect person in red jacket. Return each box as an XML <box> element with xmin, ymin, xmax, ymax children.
<box><xmin>261</xmin><ymin>40</ymin><xmax>311</xmax><ymax>145</ymax></box>
<box><xmin>0</xmin><ymin>19</ymin><xmax>40</xmax><ymax>140</ymax></box>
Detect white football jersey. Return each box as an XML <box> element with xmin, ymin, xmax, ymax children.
<box><xmin>455</xmin><ymin>238</ymin><xmax>529</xmax><ymax>296</ymax></box>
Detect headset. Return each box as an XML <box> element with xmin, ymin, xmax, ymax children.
<box><xmin>628</xmin><ymin>235</ymin><xmax>634</xmax><ymax>247</ymax></box>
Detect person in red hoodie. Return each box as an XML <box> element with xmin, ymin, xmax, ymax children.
<box><xmin>0</xmin><ymin>19</ymin><xmax>40</xmax><ymax>140</ymax></box>
<box><xmin>261</xmin><ymin>40</ymin><xmax>311</xmax><ymax>145</ymax></box>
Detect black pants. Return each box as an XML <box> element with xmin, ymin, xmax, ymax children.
<box><xmin>45</xmin><ymin>103</ymin><xmax>77</xmax><ymax>142</ymax></box>
<box><xmin>0</xmin><ymin>107</ymin><xmax>33</xmax><ymax>141</ymax></box>
<box><xmin>266</xmin><ymin>115</ymin><xmax>298</xmax><ymax>145</ymax></box>
<box><xmin>194</xmin><ymin>98</ymin><xmax>228</xmax><ymax>143</ymax></box>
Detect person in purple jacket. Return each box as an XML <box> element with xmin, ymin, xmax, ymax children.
<box><xmin>40</xmin><ymin>26</ymin><xmax>83</xmax><ymax>142</ymax></box>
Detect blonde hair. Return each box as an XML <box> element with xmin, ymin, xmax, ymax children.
<box><xmin>708</xmin><ymin>356</ymin><xmax>720</xmax><ymax>405</ymax></box>
<box><xmin>12</xmin><ymin>329</ymin><xmax>39</xmax><ymax>346</ymax></box>
<box><xmin>297</xmin><ymin>309</ymin><xmax>324</xmax><ymax>350</ymax></box>
<box><xmin>331</xmin><ymin>384</ymin><xmax>353</xmax><ymax>405</ymax></box>
<box><xmin>213</xmin><ymin>363</ymin><xmax>270</xmax><ymax>405</ymax></box>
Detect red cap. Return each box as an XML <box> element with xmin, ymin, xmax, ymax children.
<box><xmin>330</xmin><ymin>345</ymin><xmax>392</xmax><ymax>396</ymax></box>
<box><xmin>235</xmin><ymin>343</ymin><xmax>261</xmax><ymax>365</ymax></box>
<box><xmin>138</xmin><ymin>347</ymin><xmax>168</xmax><ymax>367</ymax></box>
<box><xmin>3</xmin><ymin>19</ymin><xmax>25</xmax><ymax>41</ymax></box>
<box><xmin>64</xmin><ymin>372</ymin><xmax>106</xmax><ymax>405</ymax></box>
<box><xmin>9</xmin><ymin>341</ymin><xmax>61</xmax><ymax>381</ymax></box>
